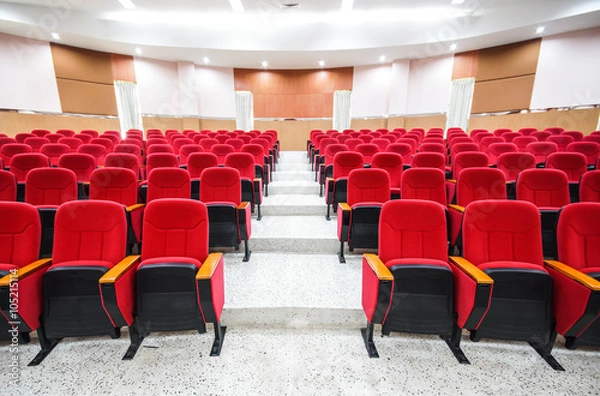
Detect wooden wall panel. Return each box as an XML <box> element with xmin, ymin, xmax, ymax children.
<box><xmin>111</xmin><ymin>54</ymin><xmax>136</xmax><ymax>82</ymax></box>
<box><xmin>452</xmin><ymin>51</ymin><xmax>479</xmax><ymax>80</ymax></box>
<box><xmin>233</xmin><ymin>68</ymin><xmax>353</xmax><ymax>118</ymax></box>
<box><xmin>351</xmin><ymin>118</ymin><xmax>388</xmax><ymax>131</ymax></box>
<box><xmin>51</xmin><ymin>44</ymin><xmax>113</xmax><ymax>84</ymax></box>
<box><xmin>471</xmin><ymin>75</ymin><xmax>535</xmax><ymax>114</ymax></box>
<box><xmin>476</xmin><ymin>39</ymin><xmax>541</xmax><ymax>82</ymax></box>
<box><xmin>387</xmin><ymin>117</ymin><xmax>406</xmax><ymax>129</ymax></box>
<box><xmin>254</xmin><ymin>119</ymin><xmax>332</xmax><ymax>151</ymax></box>
<box><xmin>403</xmin><ymin>114</ymin><xmax>447</xmax><ymax>131</ymax></box>
<box><xmin>0</xmin><ymin>111</ymin><xmax>119</xmax><ymax>136</ymax></box>
<box><xmin>198</xmin><ymin>119</ymin><xmax>237</xmax><ymax>131</ymax></box>
<box><xmin>56</xmin><ymin>79</ymin><xmax>118</xmax><ymax>116</ymax></box>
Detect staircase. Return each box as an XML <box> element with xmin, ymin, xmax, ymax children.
<box><xmin>221</xmin><ymin>151</ymin><xmax>364</xmax><ymax>328</ymax></box>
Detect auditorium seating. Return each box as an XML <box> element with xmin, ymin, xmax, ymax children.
<box><xmin>58</xmin><ymin>153</ymin><xmax>97</xmax><ymax>199</ymax></box>
<box><xmin>545</xmin><ymin>152</ymin><xmax>587</xmax><ymax>202</ymax></box>
<box><xmin>567</xmin><ymin>141</ymin><xmax>600</xmax><ymax>169</ymax></box>
<box><xmin>496</xmin><ymin>152</ymin><xmax>536</xmax><ymax>198</ymax></box>
<box><xmin>1</xmin><ymin>143</ymin><xmax>32</xmax><ymax>168</ymax></box>
<box><xmin>24</xmin><ymin>137</ymin><xmax>51</xmax><ymax>152</ymax></box>
<box><xmin>579</xmin><ymin>170</ymin><xmax>600</xmax><ymax>202</ymax></box>
<box><xmin>10</xmin><ymin>153</ymin><xmax>49</xmax><ymax>200</ymax></box>
<box><xmin>0</xmin><ymin>169</ymin><xmax>17</xmax><ymax>201</ymax></box>
<box><xmin>77</xmin><ymin>143</ymin><xmax>107</xmax><ymax>167</ymax></box>
<box><xmin>371</xmin><ymin>152</ymin><xmax>403</xmax><ymax>199</ymax></box>
<box><xmin>526</xmin><ymin>142</ymin><xmax>558</xmax><ymax>166</ymax></box>
<box><xmin>324</xmin><ymin>151</ymin><xmax>364</xmax><ymax>220</ymax></box>
<box><xmin>146</xmin><ymin>167</ymin><xmax>191</xmax><ymax>203</ymax></box>
<box><xmin>225</xmin><ymin>152</ymin><xmax>263</xmax><ymax>221</ymax></box>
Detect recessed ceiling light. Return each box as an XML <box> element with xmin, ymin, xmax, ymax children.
<box><xmin>318</xmin><ymin>60</ymin><xmax>325</xmax><ymax>67</ymax></box>
<box><xmin>536</xmin><ymin>26</ymin><xmax>545</xmax><ymax>34</ymax></box>
<box><xmin>229</xmin><ymin>0</ymin><xmax>245</xmax><ymax>13</ymax></box>
<box><xmin>135</xmin><ymin>47</ymin><xmax>142</xmax><ymax>55</ymax></box>
<box><xmin>261</xmin><ymin>60</ymin><xmax>268</xmax><ymax>68</ymax></box>
<box><xmin>450</xmin><ymin>43</ymin><xmax>457</xmax><ymax>51</ymax></box>
<box><xmin>379</xmin><ymin>55</ymin><xmax>386</xmax><ymax>62</ymax></box>
<box><xmin>118</xmin><ymin>0</ymin><xmax>136</xmax><ymax>10</ymax></box>
<box><xmin>203</xmin><ymin>56</ymin><xmax>210</xmax><ymax>64</ymax></box>
<box><xmin>341</xmin><ymin>0</ymin><xmax>354</xmax><ymax>12</ymax></box>
<box><xmin>451</xmin><ymin>0</ymin><xmax>465</xmax><ymax>4</ymax></box>
<box><xmin>51</xmin><ymin>32</ymin><xmax>60</xmax><ymax>40</ymax></box>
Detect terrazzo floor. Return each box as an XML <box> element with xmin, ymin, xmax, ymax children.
<box><xmin>2</xmin><ymin>151</ymin><xmax>599</xmax><ymax>395</ymax></box>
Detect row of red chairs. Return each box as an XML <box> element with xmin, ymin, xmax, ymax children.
<box><xmin>360</xmin><ymin>198</ymin><xmax>600</xmax><ymax>368</ymax></box>
<box><xmin>0</xmin><ymin>198</ymin><xmax>226</xmax><ymax>365</ymax></box>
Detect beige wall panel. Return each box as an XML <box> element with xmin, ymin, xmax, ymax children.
<box><xmin>181</xmin><ymin>117</ymin><xmax>201</xmax><ymax>131</ymax></box>
<box><xmin>0</xmin><ymin>111</ymin><xmax>119</xmax><ymax>136</ymax></box>
<box><xmin>350</xmin><ymin>118</ymin><xmax>388</xmax><ymax>131</ymax></box>
<box><xmin>51</xmin><ymin>44</ymin><xmax>113</xmax><ymax>84</ymax></box>
<box><xmin>471</xmin><ymin>75</ymin><xmax>535</xmax><ymax>114</ymax></box>
<box><xmin>386</xmin><ymin>117</ymin><xmax>406</xmax><ymax>129</ymax></box>
<box><xmin>404</xmin><ymin>114</ymin><xmax>447</xmax><ymax>131</ymax></box>
<box><xmin>198</xmin><ymin>119</ymin><xmax>236</xmax><ymax>131</ymax></box>
<box><xmin>57</xmin><ymin>78</ymin><xmax>118</xmax><ymax>116</ymax></box>
<box><xmin>142</xmin><ymin>116</ymin><xmax>184</xmax><ymax>132</ymax></box>
<box><xmin>452</xmin><ymin>51</ymin><xmax>479</xmax><ymax>80</ymax></box>
<box><xmin>476</xmin><ymin>39</ymin><xmax>541</xmax><ymax>82</ymax></box>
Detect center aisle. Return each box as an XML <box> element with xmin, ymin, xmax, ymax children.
<box><xmin>222</xmin><ymin>151</ymin><xmax>364</xmax><ymax>328</ymax></box>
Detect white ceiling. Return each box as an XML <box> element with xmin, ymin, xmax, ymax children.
<box><xmin>0</xmin><ymin>0</ymin><xmax>599</xmax><ymax>69</ymax></box>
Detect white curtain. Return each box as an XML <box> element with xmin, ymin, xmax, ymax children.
<box><xmin>446</xmin><ymin>78</ymin><xmax>475</xmax><ymax>136</ymax></box>
<box><xmin>235</xmin><ymin>91</ymin><xmax>254</xmax><ymax>131</ymax></box>
<box><xmin>114</xmin><ymin>81</ymin><xmax>143</xmax><ymax>136</ymax></box>
<box><xmin>333</xmin><ymin>90</ymin><xmax>352</xmax><ymax>131</ymax></box>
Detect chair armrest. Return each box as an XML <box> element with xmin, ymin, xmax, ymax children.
<box><xmin>99</xmin><ymin>255</ymin><xmax>140</xmax><ymax>327</ymax></box>
<box><xmin>126</xmin><ymin>203</ymin><xmax>145</xmax><ymax>212</ymax></box>
<box><xmin>0</xmin><ymin>258</ymin><xmax>52</xmax><ymax>287</ymax></box>
<box><xmin>362</xmin><ymin>254</ymin><xmax>393</xmax><ymax>323</ymax></box>
<box><xmin>196</xmin><ymin>253</ymin><xmax>225</xmax><ymax>323</ymax></box>
<box><xmin>238</xmin><ymin>202</ymin><xmax>252</xmax><ymax>240</ymax></box>
<box><xmin>337</xmin><ymin>203</ymin><xmax>352</xmax><ymax>241</ymax></box>
<box><xmin>100</xmin><ymin>255</ymin><xmax>141</xmax><ymax>284</ymax></box>
<box><xmin>448</xmin><ymin>204</ymin><xmax>465</xmax><ymax>214</ymax></box>
<box><xmin>544</xmin><ymin>260</ymin><xmax>600</xmax><ymax>291</ymax></box>
<box><xmin>325</xmin><ymin>177</ymin><xmax>335</xmax><ymax>204</ymax></box>
<box><xmin>449</xmin><ymin>256</ymin><xmax>493</xmax><ymax>330</ymax></box>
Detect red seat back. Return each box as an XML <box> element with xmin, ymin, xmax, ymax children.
<box><xmin>10</xmin><ymin>153</ymin><xmax>49</xmax><ymax>182</ymax></box>
<box><xmin>347</xmin><ymin>168</ymin><xmax>390</xmax><ymax>206</ymax></box>
<box><xmin>371</xmin><ymin>152</ymin><xmax>403</xmax><ymax>189</ymax></box>
<box><xmin>556</xmin><ymin>202</ymin><xmax>600</xmax><ymax>271</ymax></box>
<box><xmin>516</xmin><ymin>168</ymin><xmax>570</xmax><ymax>208</ymax></box>
<box><xmin>200</xmin><ymin>167</ymin><xmax>242</xmax><ymax>205</ymax></box>
<box><xmin>146</xmin><ymin>153</ymin><xmax>179</xmax><ymax>176</ymax></box>
<box><xmin>147</xmin><ymin>168</ymin><xmax>191</xmax><ymax>203</ymax></box>
<box><xmin>0</xmin><ymin>201</ymin><xmax>41</xmax><ymax>267</ymax></box>
<box><xmin>225</xmin><ymin>152</ymin><xmax>256</xmax><ymax>180</ymax></box>
<box><xmin>456</xmin><ymin>168</ymin><xmax>506</xmax><ymax>206</ymax></box>
<box><xmin>89</xmin><ymin>167</ymin><xmax>138</xmax><ymax>206</ymax></box>
<box><xmin>105</xmin><ymin>153</ymin><xmax>139</xmax><ymax>178</ymax></box>
<box><xmin>579</xmin><ymin>171</ymin><xmax>600</xmax><ymax>202</ymax></box>
<box><xmin>0</xmin><ymin>170</ymin><xmax>16</xmax><ymax>201</ymax></box>
<box><xmin>25</xmin><ymin>167</ymin><xmax>78</xmax><ymax>205</ymax></box>
<box><xmin>545</xmin><ymin>152</ymin><xmax>587</xmax><ymax>182</ymax></box>
<box><xmin>411</xmin><ymin>152</ymin><xmax>446</xmax><ymax>171</ymax></box>
<box><xmin>401</xmin><ymin>168</ymin><xmax>446</xmax><ymax>205</ymax></box>
<box><xmin>452</xmin><ymin>152</ymin><xmax>489</xmax><ymax>179</ymax></box>
<box><xmin>497</xmin><ymin>152</ymin><xmax>536</xmax><ymax>181</ymax></box>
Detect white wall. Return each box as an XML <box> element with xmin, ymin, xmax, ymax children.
<box><xmin>531</xmin><ymin>27</ymin><xmax>600</xmax><ymax>109</ymax></box>
<box><xmin>351</xmin><ymin>64</ymin><xmax>392</xmax><ymax>118</ymax></box>
<box><xmin>388</xmin><ymin>60</ymin><xmax>411</xmax><ymax>115</ymax></box>
<box><xmin>134</xmin><ymin>58</ymin><xmax>180</xmax><ymax>115</ymax></box>
<box><xmin>0</xmin><ymin>33</ymin><xmax>61</xmax><ymax>112</ymax></box>
<box><xmin>195</xmin><ymin>66</ymin><xmax>236</xmax><ymax>118</ymax></box>
<box><xmin>177</xmin><ymin>61</ymin><xmax>200</xmax><ymax>116</ymax></box>
<box><xmin>405</xmin><ymin>55</ymin><xmax>453</xmax><ymax>115</ymax></box>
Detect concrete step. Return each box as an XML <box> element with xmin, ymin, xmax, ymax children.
<box><xmin>271</xmin><ymin>170</ymin><xmax>315</xmax><ymax>182</ymax></box>
<box><xmin>251</xmin><ymin>215</ymin><xmax>337</xmax><ymax>253</ymax></box>
<box><xmin>267</xmin><ymin>180</ymin><xmax>320</xmax><ymax>195</ymax></box>
<box><xmin>261</xmin><ymin>194</ymin><xmax>327</xmax><ymax>216</ymax></box>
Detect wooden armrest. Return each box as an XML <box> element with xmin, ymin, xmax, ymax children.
<box><xmin>363</xmin><ymin>253</ymin><xmax>393</xmax><ymax>281</ymax></box>
<box><xmin>126</xmin><ymin>203</ymin><xmax>145</xmax><ymax>212</ymax></box>
<box><xmin>0</xmin><ymin>258</ymin><xmax>52</xmax><ymax>287</ymax></box>
<box><xmin>326</xmin><ymin>177</ymin><xmax>334</xmax><ymax>182</ymax></box>
<box><xmin>449</xmin><ymin>256</ymin><xmax>493</xmax><ymax>285</ymax></box>
<box><xmin>447</xmin><ymin>179</ymin><xmax>456</xmax><ymax>184</ymax></box>
<box><xmin>196</xmin><ymin>253</ymin><xmax>223</xmax><ymax>280</ymax></box>
<box><xmin>338</xmin><ymin>202</ymin><xmax>351</xmax><ymax>212</ymax></box>
<box><xmin>448</xmin><ymin>204</ymin><xmax>465</xmax><ymax>213</ymax></box>
<box><xmin>253</xmin><ymin>178</ymin><xmax>261</xmax><ymax>182</ymax></box>
<box><xmin>99</xmin><ymin>255</ymin><xmax>141</xmax><ymax>284</ymax></box>
<box><xmin>238</xmin><ymin>202</ymin><xmax>250</xmax><ymax>210</ymax></box>
<box><xmin>545</xmin><ymin>260</ymin><xmax>600</xmax><ymax>291</ymax></box>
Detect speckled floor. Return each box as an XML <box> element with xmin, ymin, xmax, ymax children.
<box><xmin>2</xmin><ymin>151</ymin><xmax>599</xmax><ymax>395</ymax></box>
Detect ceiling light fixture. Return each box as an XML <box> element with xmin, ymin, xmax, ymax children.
<box><xmin>341</xmin><ymin>0</ymin><xmax>354</xmax><ymax>12</ymax></box>
<box><xmin>118</xmin><ymin>0</ymin><xmax>136</xmax><ymax>10</ymax></box>
<box><xmin>379</xmin><ymin>55</ymin><xmax>386</xmax><ymax>62</ymax></box>
<box><xmin>261</xmin><ymin>60</ymin><xmax>268</xmax><ymax>68</ymax></box>
<box><xmin>536</xmin><ymin>26</ymin><xmax>545</xmax><ymax>34</ymax></box>
<box><xmin>203</xmin><ymin>56</ymin><xmax>210</xmax><ymax>64</ymax></box>
<box><xmin>135</xmin><ymin>47</ymin><xmax>142</xmax><ymax>55</ymax></box>
<box><xmin>318</xmin><ymin>60</ymin><xmax>325</xmax><ymax>67</ymax></box>
<box><xmin>449</xmin><ymin>43</ymin><xmax>457</xmax><ymax>51</ymax></box>
<box><xmin>451</xmin><ymin>0</ymin><xmax>465</xmax><ymax>4</ymax></box>
<box><xmin>51</xmin><ymin>32</ymin><xmax>60</xmax><ymax>40</ymax></box>
<box><xmin>229</xmin><ymin>0</ymin><xmax>245</xmax><ymax>13</ymax></box>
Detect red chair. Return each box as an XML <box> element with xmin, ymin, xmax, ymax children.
<box><xmin>31</xmin><ymin>129</ymin><xmax>51</xmax><ymax>137</ymax></box>
<box><xmin>411</xmin><ymin>152</ymin><xmax>447</xmax><ymax>174</ymax></box>
<box><xmin>451</xmin><ymin>151</ymin><xmax>489</xmax><ymax>179</ymax></box>
<box><xmin>532</xmin><ymin>131</ymin><xmax>552</xmax><ymax>141</ymax></box>
<box><xmin>497</xmin><ymin>152</ymin><xmax>536</xmax><ymax>199</ymax></box>
<box><xmin>344</xmin><ymin>138</ymin><xmax>363</xmax><ymax>151</ymax></box>
<box><xmin>58</xmin><ymin>153</ymin><xmax>97</xmax><ymax>199</ymax></box>
<box><xmin>337</xmin><ymin>168</ymin><xmax>390</xmax><ymax>263</ymax></box>
<box><xmin>545</xmin><ymin>152</ymin><xmax>587</xmax><ymax>202</ymax></box>
<box><xmin>493</xmin><ymin>128</ymin><xmax>512</xmax><ymax>137</ymax></box>
<box><xmin>401</xmin><ymin>168</ymin><xmax>446</xmax><ymax>205</ymax></box>
<box><xmin>0</xmin><ymin>170</ymin><xmax>16</xmax><ymax>201</ymax></box>
<box><xmin>361</xmin><ymin>200</ymin><xmax>464</xmax><ymax>360</ymax></box>
<box><xmin>55</xmin><ymin>129</ymin><xmax>75</xmax><ymax>138</ymax></box>
<box><xmin>513</xmin><ymin>136</ymin><xmax>538</xmax><ymax>152</ymax></box>
<box><xmin>145</xmin><ymin>153</ymin><xmax>179</xmax><ymax>177</ymax></box>
<box><xmin>187</xmin><ymin>152</ymin><xmax>219</xmax><ymax>200</ymax></box>
<box><xmin>211</xmin><ymin>144</ymin><xmax>235</xmax><ymax>165</ymax></box>
<box><xmin>386</xmin><ymin>143</ymin><xmax>413</xmax><ymax>167</ymax></box>
<box><xmin>579</xmin><ymin>171</ymin><xmax>600</xmax><ymax>202</ymax></box>
<box><xmin>354</xmin><ymin>143</ymin><xmax>379</xmax><ymax>165</ymax></box>
<box><xmin>225</xmin><ymin>152</ymin><xmax>263</xmax><ymax>221</ymax></box>
<box><xmin>487</xmin><ymin>142</ymin><xmax>518</xmax><ymax>166</ymax></box>
<box><xmin>240</xmin><ymin>144</ymin><xmax>270</xmax><ymax>196</ymax></box>
<box><xmin>146</xmin><ymin>167</ymin><xmax>190</xmax><ymax>203</ymax></box>
<box><xmin>479</xmin><ymin>136</ymin><xmax>505</xmax><ymax>153</ymax></box>
<box><xmin>200</xmin><ymin>167</ymin><xmax>252</xmax><ymax>262</ymax></box>
<box><xmin>562</xmin><ymin>130</ymin><xmax>584</xmax><ymax>142</ymax></box>
<box><xmin>418</xmin><ymin>142</ymin><xmax>445</xmax><ymax>155</ymax></box>
<box><xmin>77</xmin><ymin>144</ymin><xmax>107</xmax><ymax>167</ymax></box>
<box><xmin>57</xmin><ymin>137</ymin><xmax>83</xmax><ymax>152</ymax></box>
<box><xmin>518</xmin><ymin>127</ymin><xmax>537</xmax><ymax>136</ymax></box>
<box><xmin>547</xmin><ymin>135</ymin><xmax>574</xmax><ymax>152</ymax></box>
<box><xmin>89</xmin><ymin>137</ymin><xmax>114</xmax><ymax>153</ymax></box>
<box><xmin>0</xmin><ymin>202</ymin><xmax>49</xmax><ymax>346</ymax></box>
<box><xmin>567</xmin><ymin>141</ymin><xmax>600</xmax><ymax>168</ymax></box>
<box><xmin>45</xmin><ymin>134</ymin><xmax>63</xmax><ymax>143</ymax></box>
<box><xmin>172</xmin><ymin>137</ymin><xmax>194</xmax><ymax>155</ymax></box>
<box><xmin>517</xmin><ymin>168</ymin><xmax>570</xmax><ymax>259</ymax></box>
<box><xmin>502</xmin><ymin>132</ymin><xmax>522</xmax><ymax>143</ymax></box>
<box><xmin>1</xmin><ymin>143</ymin><xmax>32</xmax><ymax>168</ymax></box>
<box><xmin>124</xmin><ymin>198</ymin><xmax>226</xmax><ymax>359</ymax></box>
<box><xmin>583</xmin><ymin>135</ymin><xmax>600</xmax><ymax>145</ymax></box>
<box><xmin>114</xmin><ymin>143</ymin><xmax>143</xmax><ymax>164</ymax></box>
<box><xmin>371</xmin><ymin>138</ymin><xmax>390</xmax><ymax>151</ymax></box>
<box><xmin>79</xmin><ymin>129</ymin><xmax>99</xmax><ymax>138</ymax></box>
<box><xmin>9</xmin><ymin>153</ymin><xmax>49</xmax><ymax>182</ymax></box>
<box><xmin>225</xmin><ymin>138</ymin><xmax>245</xmax><ymax>152</ymax></box>
<box><xmin>28</xmin><ymin>200</ymin><xmax>138</xmax><ymax>365</ymax></box>
<box><xmin>179</xmin><ymin>144</ymin><xmax>204</xmax><ymax>167</ymax></box>
<box><xmin>105</xmin><ymin>153</ymin><xmax>141</xmax><ymax>180</ymax></box>
<box><xmin>319</xmin><ymin>143</ymin><xmax>349</xmax><ymax>195</ymax></box>
<box><xmin>450</xmin><ymin>142</ymin><xmax>479</xmax><ymax>165</ymax></box>
<box><xmin>371</xmin><ymin>152</ymin><xmax>403</xmax><ymax>199</ymax></box>
<box><xmin>325</xmin><ymin>151</ymin><xmax>364</xmax><ymax>220</ymax></box>
<box><xmin>545</xmin><ymin>127</ymin><xmax>564</xmax><ymax>135</ymax></box>
<box><xmin>73</xmin><ymin>133</ymin><xmax>92</xmax><ymax>144</ymax></box>
<box><xmin>544</xmin><ymin>202</ymin><xmax>600</xmax><ymax>349</ymax></box>
<box><xmin>24</xmin><ymin>137</ymin><xmax>51</xmax><ymax>153</ymax></box>
<box><xmin>526</xmin><ymin>142</ymin><xmax>558</xmax><ymax>165</ymax></box>
<box><xmin>13</xmin><ymin>133</ymin><xmax>33</xmax><ymax>143</ymax></box>
<box><xmin>450</xmin><ymin>200</ymin><xmax>561</xmax><ymax>370</ymax></box>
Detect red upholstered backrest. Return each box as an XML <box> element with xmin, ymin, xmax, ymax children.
<box><xmin>80</xmin><ymin>129</ymin><xmax>99</xmax><ymax>138</ymax></box>
<box><xmin>147</xmin><ymin>144</ymin><xmax>174</xmax><ymax>155</ymax></box>
<box><xmin>225</xmin><ymin>138</ymin><xmax>245</xmax><ymax>151</ymax></box>
<box><xmin>487</xmin><ymin>142</ymin><xmax>518</xmax><ymax>164</ymax></box>
<box><xmin>332</xmin><ymin>151</ymin><xmax>364</xmax><ymax>179</ymax></box>
<box><xmin>240</xmin><ymin>144</ymin><xmax>265</xmax><ymax>165</ymax></box>
<box><xmin>9</xmin><ymin>153</ymin><xmax>49</xmax><ymax>182</ymax></box>
<box><xmin>451</xmin><ymin>142</ymin><xmax>479</xmax><ymax>159</ymax></box>
<box><xmin>31</xmin><ymin>129</ymin><xmax>51</xmax><ymax>137</ymax></box>
<box><xmin>557</xmin><ymin>202</ymin><xmax>600</xmax><ymax>270</ymax></box>
<box><xmin>73</xmin><ymin>134</ymin><xmax>92</xmax><ymax>144</ymax></box>
<box><xmin>0</xmin><ymin>202</ymin><xmax>41</xmax><ymax>267</ymax></box>
<box><xmin>146</xmin><ymin>153</ymin><xmax>179</xmax><ymax>175</ymax></box>
<box><xmin>346</xmin><ymin>168</ymin><xmax>390</xmax><ymax>206</ymax></box>
<box><xmin>211</xmin><ymin>144</ymin><xmax>235</xmax><ymax>164</ymax></box>
<box><xmin>502</xmin><ymin>132</ymin><xmax>522</xmax><ymax>143</ymax></box>
<box><xmin>89</xmin><ymin>168</ymin><xmax>138</xmax><ymax>206</ymax></box>
<box><xmin>172</xmin><ymin>138</ymin><xmax>194</xmax><ymax>155</ymax></box>
<box><xmin>418</xmin><ymin>142</ymin><xmax>445</xmax><ymax>154</ymax></box>
<box><xmin>225</xmin><ymin>152</ymin><xmax>256</xmax><ymax>180</ymax></box>
<box><xmin>56</xmin><ymin>129</ymin><xmax>75</xmax><ymax>137</ymax></box>
<box><xmin>77</xmin><ymin>144</ymin><xmax>107</xmax><ymax>166</ymax></box>
<box><xmin>200</xmin><ymin>167</ymin><xmax>241</xmax><ymax>205</ymax></box>
<box><xmin>354</xmin><ymin>143</ymin><xmax>379</xmax><ymax>163</ymax></box>
<box><xmin>452</xmin><ymin>152</ymin><xmax>489</xmax><ymax>179</ymax></box>
<box><xmin>371</xmin><ymin>138</ymin><xmax>390</xmax><ymax>151</ymax></box>
<box><xmin>371</xmin><ymin>152</ymin><xmax>403</xmax><ymax>189</ymax></box>
<box><xmin>105</xmin><ymin>153</ymin><xmax>139</xmax><ymax>178</ymax></box>
<box><xmin>0</xmin><ymin>143</ymin><xmax>32</xmax><ymax>167</ymax></box>
<box><xmin>53</xmin><ymin>200</ymin><xmax>127</xmax><ymax>266</ymax></box>
<box><xmin>57</xmin><ymin>137</ymin><xmax>82</xmax><ymax>152</ymax></box>
<box><xmin>497</xmin><ymin>152</ymin><xmax>536</xmax><ymax>181</ymax></box>
<box><xmin>15</xmin><ymin>133</ymin><xmax>35</xmax><ymax>143</ymax></box>
<box><xmin>113</xmin><ymin>143</ymin><xmax>141</xmax><ymax>158</ymax></box>
<box><xmin>479</xmin><ymin>136</ymin><xmax>505</xmax><ymax>152</ymax></box>
<box><xmin>567</xmin><ymin>142</ymin><xmax>600</xmax><ymax>165</ymax></box>
<box><xmin>401</xmin><ymin>168</ymin><xmax>447</xmax><ymax>205</ymax></box>
<box><xmin>147</xmin><ymin>168</ymin><xmax>191</xmax><ymax>203</ymax></box>
<box><xmin>142</xmin><ymin>199</ymin><xmax>209</xmax><ymax>262</ymax></box>
<box><xmin>411</xmin><ymin>152</ymin><xmax>446</xmax><ymax>172</ymax></box>
<box><xmin>58</xmin><ymin>153</ymin><xmax>97</xmax><ymax>182</ymax></box>
<box><xmin>580</xmin><ymin>171</ymin><xmax>600</xmax><ymax>202</ymax></box>
<box><xmin>545</xmin><ymin>152</ymin><xmax>587</xmax><ymax>182</ymax></box>
<box><xmin>187</xmin><ymin>152</ymin><xmax>219</xmax><ymax>178</ymax></box>
<box><xmin>179</xmin><ymin>144</ymin><xmax>204</xmax><ymax>165</ymax></box>
<box><xmin>378</xmin><ymin>199</ymin><xmax>447</xmax><ymax>264</ymax></box>
<box><xmin>344</xmin><ymin>138</ymin><xmax>363</xmax><ymax>150</ymax></box>
<box><xmin>25</xmin><ymin>168</ymin><xmax>78</xmax><ymax>205</ymax></box>
<box><xmin>89</xmin><ymin>137</ymin><xmax>114</xmax><ymax>153</ymax></box>
<box><xmin>324</xmin><ymin>144</ymin><xmax>348</xmax><ymax>166</ymax></box>
<box><xmin>562</xmin><ymin>131</ymin><xmax>584</xmax><ymax>142</ymax></box>
<box><xmin>531</xmin><ymin>131</ymin><xmax>551</xmax><ymax>141</ymax></box>
<box><xmin>120</xmin><ymin>138</ymin><xmax>143</xmax><ymax>149</ymax></box>
<box><xmin>24</xmin><ymin>137</ymin><xmax>51</xmax><ymax>152</ymax></box>
<box><xmin>526</xmin><ymin>142</ymin><xmax>558</xmax><ymax>163</ymax></box>
<box><xmin>547</xmin><ymin>135</ymin><xmax>574</xmax><ymax>151</ymax></box>
<box><xmin>516</xmin><ymin>168</ymin><xmax>570</xmax><ymax>208</ymax></box>
<box><xmin>513</xmin><ymin>136</ymin><xmax>538</xmax><ymax>152</ymax></box>
<box><xmin>456</xmin><ymin>168</ymin><xmax>506</xmax><ymax>206</ymax></box>
<box><xmin>463</xmin><ymin>200</ymin><xmax>543</xmax><ymax>266</ymax></box>
<box><xmin>0</xmin><ymin>170</ymin><xmax>16</xmax><ymax>201</ymax></box>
